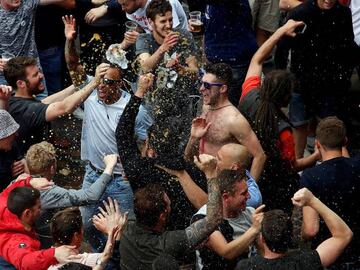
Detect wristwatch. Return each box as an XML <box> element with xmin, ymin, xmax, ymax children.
<box><xmin>95</xmin><ymin>257</ymin><xmax>107</xmax><ymax>268</ymax></box>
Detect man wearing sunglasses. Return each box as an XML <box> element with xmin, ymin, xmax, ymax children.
<box><xmin>63</xmin><ymin>15</ymin><xmax>152</xmax><ymax>255</ymax></box>
<box><xmin>185</xmin><ymin>63</ymin><xmax>266</xmax><ymax>182</ymax></box>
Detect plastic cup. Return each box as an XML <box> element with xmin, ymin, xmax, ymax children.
<box><xmin>189</xmin><ymin>11</ymin><xmax>203</xmax><ymax>33</ymax></box>
<box><xmin>125</xmin><ymin>21</ymin><xmax>138</xmax><ymax>32</ymax></box>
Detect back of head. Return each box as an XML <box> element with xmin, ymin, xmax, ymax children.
<box><xmin>0</xmin><ymin>109</ymin><xmax>19</xmax><ymax>140</ymax></box>
<box><xmin>3</xmin><ymin>56</ymin><xmax>37</xmax><ymax>89</ymax></box>
<box><xmin>220</xmin><ymin>143</ymin><xmax>251</xmax><ymax>170</ymax></box>
<box><xmin>152</xmin><ymin>253</ymin><xmax>180</xmax><ymax>270</ymax></box>
<box><xmin>260</xmin><ymin>70</ymin><xmax>295</xmax><ymax>107</ymax></box>
<box><xmin>316</xmin><ymin>116</ymin><xmax>346</xmax><ymax>150</ymax></box>
<box><xmin>134</xmin><ymin>183</ymin><xmax>167</xmax><ymax>228</ymax></box>
<box><xmin>51</xmin><ymin>207</ymin><xmax>82</xmax><ymax>245</ymax></box>
<box><xmin>7</xmin><ymin>187</ymin><xmax>40</xmax><ymax>219</ymax></box>
<box><xmin>261</xmin><ymin>209</ymin><xmax>293</xmax><ymax>254</ymax></box>
<box><xmin>217</xmin><ymin>169</ymin><xmax>246</xmax><ymax>196</ymax></box>
<box><xmin>146</xmin><ymin>0</ymin><xmax>172</xmax><ymax>21</ymax></box>
<box><xmin>25</xmin><ymin>141</ymin><xmax>56</xmax><ymax>175</ymax></box>
<box><xmin>204</xmin><ymin>63</ymin><xmax>233</xmax><ymax>86</ymax></box>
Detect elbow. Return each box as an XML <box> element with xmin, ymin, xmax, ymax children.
<box><xmin>344</xmin><ymin>228</ymin><xmax>353</xmax><ymax>245</ymax></box>
<box><xmin>302</xmin><ymin>224</ymin><xmax>319</xmax><ymax>240</ymax></box>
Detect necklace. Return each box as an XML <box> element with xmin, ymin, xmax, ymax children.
<box><xmin>209</xmin><ymin>104</ymin><xmax>232</xmax><ymax>111</ymax></box>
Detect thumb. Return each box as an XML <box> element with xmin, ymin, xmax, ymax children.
<box><xmin>255</xmin><ymin>204</ymin><xmax>266</xmax><ymax>214</ymax></box>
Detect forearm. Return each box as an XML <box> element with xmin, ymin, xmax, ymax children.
<box><xmin>184</xmin><ymin>136</ymin><xmax>200</xmax><ymax>161</ymax></box>
<box><xmin>293</xmin><ymin>152</ymin><xmax>318</xmax><ymax>172</ymax></box>
<box><xmin>309</xmin><ymin>197</ymin><xmax>352</xmax><ymax>239</ymax></box>
<box><xmin>140</xmin><ymin>48</ymin><xmax>165</xmax><ymax>73</ymax></box>
<box><xmin>61</xmin><ymin>80</ymin><xmax>97</xmax><ymax>113</ymax></box>
<box><xmin>41</xmin><ymin>85</ymin><xmax>75</xmax><ymax>104</ymax></box>
<box><xmin>65</xmin><ymin>38</ymin><xmax>87</xmax><ymax>87</ymax></box>
<box><xmin>279</xmin><ymin>0</ymin><xmax>302</xmax><ymax>11</ymax></box>
<box><xmin>222</xmin><ymin>227</ymin><xmax>259</xmax><ymax>259</ymax></box>
<box><xmin>185</xmin><ymin>177</ymin><xmax>222</xmax><ymax>247</ymax></box>
<box><xmin>40</xmin><ymin>0</ymin><xmax>75</xmax><ymax>8</ymax></box>
<box><xmin>249</xmin><ymin>153</ymin><xmax>266</xmax><ymax>181</ymax></box>
<box><xmin>178</xmin><ymin>171</ymin><xmax>207</xmax><ymax>209</ymax></box>
<box><xmin>68</xmin><ymin>173</ymin><xmax>112</xmax><ymax>204</ymax></box>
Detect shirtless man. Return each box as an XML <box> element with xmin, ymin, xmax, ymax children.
<box><xmin>185</xmin><ymin>63</ymin><xmax>266</xmax><ymax>181</ymax></box>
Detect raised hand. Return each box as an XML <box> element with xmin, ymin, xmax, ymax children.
<box><xmin>194</xmin><ymin>154</ymin><xmax>217</xmax><ymax>179</ymax></box>
<box><xmin>282</xmin><ymin>19</ymin><xmax>305</xmax><ymax>37</ymax></box>
<box><xmin>62</xmin><ymin>15</ymin><xmax>77</xmax><ymax>41</ymax></box>
<box><xmin>191</xmin><ymin>117</ymin><xmax>211</xmax><ymax>138</ymax></box>
<box><xmin>291</xmin><ymin>187</ymin><xmax>316</xmax><ymax>207</ymax></box>
<box><xmin>251</xmin><ymin>204</ymin><xmax>265</xmax><ymax>232</ymax></box>
<box><xmin>93</xmin><ymin>197</ymin><xmax>128</xmax><ymax>239</ymax></box>
<box><xmin>159</xmin><ymin>31</ymin><xmax>179</xmax><ymax>53</ymax></box>
<box><xmin>136</xmin><ymin>73</ymin><xmax>154</xmax><ymax>98</ymax></box>
<box><xmin>94</xmin><ymin>63</ymin><xmax>110</xmax><ymax>85</ymax></box>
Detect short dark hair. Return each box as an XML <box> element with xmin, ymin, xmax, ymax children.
<box><xmin>59</xmin><ymin>263</ymin><xmax>91</xmax><ymax>270</ymax></box>
<box><xmin>217</xmin><ymin>169</ymin><xmax>246</xmax><ymax>196</ymax></box>
<box><xmin>3</xmin><ymin>56</ymin><xmax>37</xmax><ymax>89</ymax></box>
<box><xmin>7</xmin><ymin>187</ymin><xmax>40</xmax><ymax>218</ymax></box>
<box><xmin>261</xmin><ymin>210</ymin><xmax>293</xmax><ymax>253</ymax></box>
<box><xmin>51</xmin><ymin>207</ymin><xmax>82</xmax><ymax>245</ymax></box>
<box><xmin>316</xmin><ymin>116</ymin><xmax>346</xmax><ymax>150</ymax></box>
<box><xmin>204</xmin><ymin>63</ymin><xmax>233</xmax><ymax>86</ymax></box>
<box><xmin>134</xmin><ymin>183</ymin><xmax>167</xmax><ymax>228</ymax></box>
<box><xmin>146</xmin><ymin>0</ymin><xmax>172</xmax><ymax>21</ymax></box>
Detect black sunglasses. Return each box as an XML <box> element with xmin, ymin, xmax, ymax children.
<box><xmin>200</xmin><ymin>81</ymin><xmax>224</xmax><ymax>90</ymax></box>
<box><xmin>102</xmin><ymin>78</ymin><xmax>122</xmax><ymax>85</ymax></box>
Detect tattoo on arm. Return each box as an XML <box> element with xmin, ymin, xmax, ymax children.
<box><xmin>65</xmin><ymin>39</ymin><xmax>86</xmax><ymax>87</ymax></box>
<box><xmin>185</xmin><ymin>178</ymin><xmax>222</xmax><ymax>247</ymax></box>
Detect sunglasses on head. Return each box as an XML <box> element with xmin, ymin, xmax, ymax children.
<box><xmin>102</xmin><ymin>78</ymin><xmax>122</xmax><ymax>85</ymax></box>
<box><xmin>200</xmin><ymin>81</ymin><xmax>224</xmax><ymax>90</ymax></box>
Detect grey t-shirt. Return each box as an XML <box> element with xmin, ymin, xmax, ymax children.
<box><xmin>0</xmin><ymin>0</ymin><xmax>40</xmax><ymax>83</ymax></box>
<box><xmin>0</xmin><ymin>0</ymin><xmax>39</xmax><ymax>58</ymax></box>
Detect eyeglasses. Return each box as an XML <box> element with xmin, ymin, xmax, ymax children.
<box><xmin>102</xmin><ymin>78</ymin><xmax>122</xmax><ymax>85</ymax></box>
<box><xmin>200</xmin><ymin>81</ymin><xmax>224</xmax><ymax>90</ymax></box>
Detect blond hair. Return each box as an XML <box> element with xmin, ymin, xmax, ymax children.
<box><xmin>26</xmin><ymin>141</ymin><xmax>56</xmax><ymax>174</ymax></box>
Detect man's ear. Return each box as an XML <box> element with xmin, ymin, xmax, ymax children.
<box><xmin>16</xmin><ymin>80</ymin><xmax>26</xmax><ymax>89</ymax></box>
<box><xmin>315</xmin><ymin>139</ymin><xmax>321</xmax><ymax>149</ymax></box>
<box><xmin>220</xmin><ymin>84</ymin><xmax>228</xmax><ymax>94</ymax></box>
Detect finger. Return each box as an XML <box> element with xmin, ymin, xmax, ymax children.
<box><xmin>114</xmin><ymin>198</ymin><xmax>120</xmax><ymax>214</ymax></box>
<box><xmin>98</xmin><ymin>206</ymin><xmax>108</xmax><ymax>216</ymax></box>
<box><xmin>204</xmin><ymin>122</ymin><xmax>212</xmax><ymax>131</ymax></box>
<box><xmin>254</xmin><ymin>204</ymin><xmax>266</xmax><ymax>214</ymax></box>
<box><xmin>107</xmin><ymin>197</ymin><xmax>115</xmax><ymax>213</ymax></box>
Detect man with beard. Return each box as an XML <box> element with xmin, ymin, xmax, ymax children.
<box><xmin>3</xmin><ymin>56</ymin><xmax>108</xmax><ymax>154</ymax></box>
<box><xmin>185</xmin><ymin>63</ymin><xmax>266</xmax><ymax>181</ymax></box>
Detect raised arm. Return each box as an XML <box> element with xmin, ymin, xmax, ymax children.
<box><xmin>45</xmin><ymin>63</ymin><xmax>107</xmax><ymax>121</ymax></box>
<box><xmin>62</xmin><ymin>15</ymin><xmax>87</xmax><ymax>87</ymax></box>
<box><xmin>137</xmin><ymin>32</ymin><xmax>178</xmax><ymax>73</ymax></box>
<box><xmin>185</xmin><ymin>175</ymin><xmax>222</xmax><ymax>248</ymax></box>
<box><xmin>0</xmin><ymin>85</ymin><xmax>12</xmax><ymax>110</ymax></box>
<box><xmin>184</xmin><ymin>117</ymin><xmax>211</xmax><ymax>161</ymax></box>
<box><xmin>245</xmin><ymin>19</ymin><xmax>304</xmax><ymax>81</ymax></box>
<box><xmin>115</xmin><ymin>74</ymin><xmax>153</xmax><ymax>179</ymax></box>
<box><xmin>292</xmin><ymin>188</ymin><xmax>353</xmax><ymax>268</ymax></box>
<box><xmin>230</xmin><ymin>114</ymin><xmax>266</xmax><ymax>181</ymax></box>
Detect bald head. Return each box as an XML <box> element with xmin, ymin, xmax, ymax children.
<box><xmin>217</xmin><ymin>143</ymin><xmax>251</xmax><ymax>171</ymax></box>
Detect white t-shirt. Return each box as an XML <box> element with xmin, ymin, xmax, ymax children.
<box><xmin>350</xmin><ymin>0</ymin><xmax>360</xmax><ymax>45</ymax></box>
<box><xmin>80</xmin><ymin>76</ymin><xmax>152</xmax><ymax>174</ymax></box>
<box><xmin>126</xmin><ymin>0</ymin><xmax>188</xmax><ymax>33</ymax></box>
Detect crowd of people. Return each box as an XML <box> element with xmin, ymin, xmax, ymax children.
<box><xmin>0</xmin><ymin>0</ymin><xmax>360</xmax><ymax>269</ymax></box>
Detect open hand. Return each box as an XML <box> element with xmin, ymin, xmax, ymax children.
<box><xmin>62</xmin><ymin>15</ymin><xmax>77</xmax><ymax>40</ymax></box>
